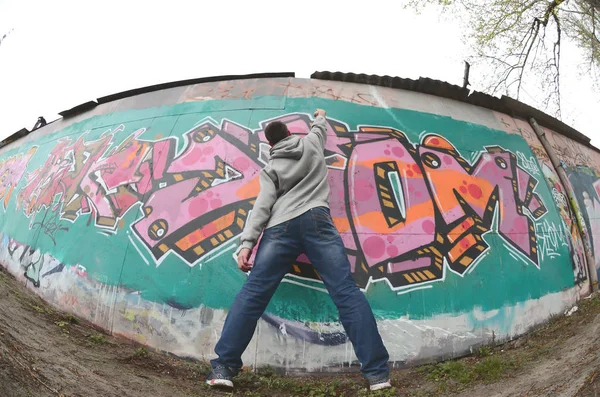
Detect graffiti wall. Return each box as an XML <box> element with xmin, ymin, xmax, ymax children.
<box><xmin>494</xmin><ymin>111</ymin><xmax>600</xmax><ymax>283</ymax></box>
<box><xmin>568</xmin><ymin>166</ymin><xmax>600</xmax><ymax>281</ymax></box>
<box><xmin>0</xmin><ymin>77</ymin><xmax>586</xmax><ymax>371</ymax></box>
<box><xmin>492</xmin><ymin>114</ymin><xmax>590</xmax><ymax>287</ymax></box>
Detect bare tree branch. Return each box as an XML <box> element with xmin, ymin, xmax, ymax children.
<box><xmin>410</xmin><ymin>0</ymin><xmax>598</xmax><ymax>118</ymax></box>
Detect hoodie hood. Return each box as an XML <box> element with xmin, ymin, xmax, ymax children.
<box><xmin>269</xmin><ymin>135</ymin><xmax>304</xmax><ymax>160</ymax></box>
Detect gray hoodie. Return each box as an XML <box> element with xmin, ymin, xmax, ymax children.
<box><xmin>235</xmin><ymin>115</ymin><xmax>329</xmax><ymax>254</ymax></box>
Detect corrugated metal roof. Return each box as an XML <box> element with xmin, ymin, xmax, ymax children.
<box><xmin>0</xmin><ymin>128</ymin><xmax>29</xmax><ymax>149</ymax></box>
<box><xmin>59</xmin><ymin>101</ymin><xmax>98</xmax><ymax>118</ymax></box>
<box><xmin>311</xmin><ymin>71</ymin><xmax>595</xmax><ymax>151</ymax></box>
<box><xmin>96</xmin><ymin>72</ymin><xmax>295</xmax><ymax>104</ymax></box>
<box><xmin>57</xmin><ymin>72</ymin><xmax>296</xmax><ymax>120</ymax></box>
<box><xmin>1</xmin><ymin>71</ymin><xmax>595</xmax><ymax>153</ymax></box>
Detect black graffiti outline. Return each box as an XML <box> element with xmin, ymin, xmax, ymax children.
<box><xmin>31</xmin><ymin>206</ymin><xmax>70</xmax><ymax>246</ymax></box>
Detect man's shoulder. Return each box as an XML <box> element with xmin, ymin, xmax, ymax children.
<box><xmin>261</xmin><ymin>164</ymin><xmax>278</xmax><ymax>182</ymax></box>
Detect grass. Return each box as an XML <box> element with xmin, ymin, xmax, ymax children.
<box><xmin>416</xmin><ymin>355</ymin><xmax>519</xmax><ymax>394</ymax></box>
<box><xmin>231</xmin><ymin>369</ymin><xmax>342</xmax><ymax>396</ymax></box>
<box><xmin>474</xmin><ymin>356</ymin><xmax>516</xmax><ymax>381</ymax></box>
<box><xmin>201</xmin><ymin>366</ymin><xmax>399</xmax><ymax>397</ymax></box>
<box><xmin>133</xmin><ymin>348</ymin><xmax>149</xmax><ymax>358</ymax></box>
<box><xmin>54</xmin><ymin>320</ymin><xmax>70</xmax><ymax>334</ymax></box>
<box><xmin>45</xmin><ymin>305</ymin><xmax>80</xmax><ymax>335</ymax></box>
<box><xmin>475</xmin><ymin>345</ymin><xmax>493</xmax><ymax>358</ymax></box>
<box><xmin>89</xmin><ymin>333</ymin><xmax>106</xmax><ymax>344</ymax></box>
<box><xmin>412</xmin><ymin>295</ymin><xmax>600</xmax><ymax>395</ymax></box>
<box><xmin>32</xmin><ymin>304</ymin><xmax>53</xmax><ymax>315</ymax></box>
<box><xmin>195</xmin><ymin>360</ymin><xmax>212</xmax><ymax>374</ymax></box>
<box><xmin>65</xmin><ymin>313</ymin><xmax>79</xmax><ymax>324</ymax></box>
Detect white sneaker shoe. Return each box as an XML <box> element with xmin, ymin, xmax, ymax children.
<box><xmin>369</xmin><ymin>377</ymin><xmax>392</xmax><ymax>391</ymax></box>
<box><xmin>206</xmin><ymin>365</ymin><xmax>234</xmax><ymax>389</ymax></box>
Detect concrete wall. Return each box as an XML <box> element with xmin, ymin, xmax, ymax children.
<box><xmin>0</xmin><ymin>77</ymin><xmax>590</xmax><ymax>372</ymax></box>
<box><xmin>512</xmin><ymin>120</ymin><xmax>600</xmax><ymax>283</ymax></box>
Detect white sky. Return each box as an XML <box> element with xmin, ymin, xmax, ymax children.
<box><xmin>0</xmin><ymin>0</ymin><xmax>598</xmax><ymax>145</ymax></box>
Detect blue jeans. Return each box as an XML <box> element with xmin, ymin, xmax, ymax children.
<box><xmin>211</xmin><ymin>206</ymin><xmax>390</xmax><ymax>380</ymax></box>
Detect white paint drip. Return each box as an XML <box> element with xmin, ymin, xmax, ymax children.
<box><xmin>396</xmin><ymin>285</ymin><xmax>433</xmax><ymax>296</ymax></box>
<box><xmin>128</xmin><ymin>234</ymin><xmax>149</xmax><ymax>266</ymax></box>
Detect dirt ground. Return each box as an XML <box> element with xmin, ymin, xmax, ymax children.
<box><xmin>0</xmin><ymin>266</ymin><xmax>599</xmax><ymax>397</ymax></box>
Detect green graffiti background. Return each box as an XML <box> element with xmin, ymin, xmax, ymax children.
<box><xmin>0</xmin><ymin>96</ymin><xmax>574</xmax><ymax>323</ymax></box>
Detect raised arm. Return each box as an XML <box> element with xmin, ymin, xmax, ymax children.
<box><xmin>308</xmin><ymin>108</ymin><xmax>328</xmax><ymax>149</ymax></box>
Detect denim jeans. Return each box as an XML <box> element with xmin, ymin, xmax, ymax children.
<box><xmin>211</xmin><ymin>206</ymin><xmax>390</xmax><ymax>380</ymax></box>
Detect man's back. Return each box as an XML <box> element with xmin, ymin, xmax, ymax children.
<box><xmin>266</xmin><ymin>117</ymin><xmax>330</xmax><ymax>227</ymax></box>
<box><xmin>236</xmin><ymin>115</ymin><xmax>329</xmax><ymax>253</ymax></box>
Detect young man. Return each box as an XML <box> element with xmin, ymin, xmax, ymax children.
<box><xmin>206</xmin><ymin>109</ymin><xmax>391</xmax><ymax>391</ymax></box>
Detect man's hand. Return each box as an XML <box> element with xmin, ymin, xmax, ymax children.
<box><xmin>237</xmin><ymin>248</ymin><xmax>253</xmax><ymax>272</ymax></box>
<box><xmin>314</xmin><ymin>109</ymin><xmax>326</xmax><ymax>119</ymax></box>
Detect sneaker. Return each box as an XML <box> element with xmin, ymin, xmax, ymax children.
<box><xmin>369</xmin><ymin>375</ymin><xmax>392</xmax><ymax>391</ymax></box>
<box><xmin>206</xmin><ymin>365</ymin><xmax>234</xmax><ymax>388</ymax></box>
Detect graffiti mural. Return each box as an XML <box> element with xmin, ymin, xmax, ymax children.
<box><xmin>568</xmin><ymin>166</ymin><xmax>600</xmax><ymax>275</ymax></box>
<box><xmin>1</xmin><ymin>234</ymin><xmax>65</xmax><ymax>287</ymax></box>
<box><xmin>491</xmin><ymin>114</ymin><xmax>587</xmax><ymax>284</ymax></box>
<box><xmin>0</xmin><ymin>147</ymin><xmax>36</xmax><ymax>210</ymax></box>
<box><xmin>13</xmin><ymin>113</ymin><xmax>547</xmax><ymax>291</ymax></box>
<box><xmin>30</xmin><ymin>206</ymin><xmax>70</xmax><ymax>246</ymax></box>
<box><xmin>341</xmin><ymin>133</ymin><xmax>546</xmax><ymax>289</ymax></box>
<box><xmin>541</xmin><ymin>164</ymin><xmax>587</xmax><ymax>283</ymax></box>
<box><xmin>17</xmin><ymin>124</ymin><xmax>138</xmax><ymax>227</ymax></box>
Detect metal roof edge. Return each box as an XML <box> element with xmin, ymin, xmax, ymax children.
<box><xmin>96</xmin><ymin>72</ymin><xmax>295</xmax><ymax>104</ymax></box>
<box><xmin>58</xmin><ymin>100</ymin><xmax>99</xmax><ymax>118</ymax></box>
<box><xmin>0</xmin><ymin>128</ymin><xmax>29</xmax><ymax>149</ymax></box>
<box><xmin>0</xmin><ymin>72</ymin><xmax>295</xmax><ymax>149</ymax></box>
<box><xmin>1</xmin><ymin>71</ymin><xmax>594</xmax><ymax>155</ymax></box>
<box><xmin>311</xmin><ymin>71</ymin><xmax>596</xmax><ymax>152</ymax></box>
